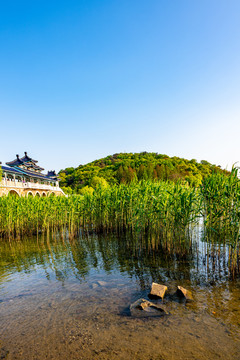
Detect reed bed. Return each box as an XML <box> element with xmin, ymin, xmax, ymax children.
<box><xmin>0</xmin><ymin>171</ymin><xmax>240</xmax><ymax>276</ymax></box>
<box><xmin>0</xmin><ymin>181</ymin><xmax>199</xmax><ymax>249</ymax></box>
<box><xmin>200</xmin><ymin>168</ymin><xmax>240</xmax><ymax>276</ymax></box>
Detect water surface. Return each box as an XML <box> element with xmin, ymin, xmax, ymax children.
<box><xmin>0</xmin><ymin>234</ymin><xmax>240</xmax><ymax>359</ymax></box>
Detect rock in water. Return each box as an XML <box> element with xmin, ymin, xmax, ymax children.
<box><xmin>132</xmin><ymin>298</ymin><xmax>150</xmax><ymax>310</ymax></box>
<box><xmin>149</xmin><ymin>282</ymin><xmax>167</xmax><ymax>299</ymax></box>
<box><xmin>90</xmin><ymin>283</ymin><xmax>98</xmax><ymax>289</ymax></box>
<box><xmin>97</xmin><ymin>281</ymin><xmax>108</xmax><ymax>287</ymax></box>
<box><xmin>176</xmin><ymin>286</ymin><xmax>193</xmax><ymax>301</ymax></box>
<box><xmin>130</xmin><ymin>298</ymin><xmax>168</xmax><ymax>316</ymax></box>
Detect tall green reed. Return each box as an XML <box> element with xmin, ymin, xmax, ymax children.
<box><xmin>201</xmin><ymin>167</ymin><xmax>240</xmax><ymax>276</ymax></box>
<box><xmin>1</xmin><ymin>172</ymin><xmax>240</xmax><ymax>276</ymax></box>
<box><xmin>0</xmin><ymin>181</ymin><xmax>201</xmax><ymax>254</ymax></box>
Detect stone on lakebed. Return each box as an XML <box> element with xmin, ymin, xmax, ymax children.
<box><xmin>176</xmin><ymin>286</ymin><xmax>193</xmax><ymax>301</ymax></box>
<box><xmin>130</xmin><ymin>298</ymin><xmax>169</xmax><ymax>316</ymax></box>
<box><xmin>96</xmin><ymin>281</ymin><xmax>108</xmax><ymax>287</ymax></box>
<box><xmin>148</xmin><ymin>282</ymin><xmax>167</xmax><ymax>299</ymax></box>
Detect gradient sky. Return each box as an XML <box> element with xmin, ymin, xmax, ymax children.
<box><xmin>0</xmin><ymin>0</ymin><xmax>239</xmax><ymax>172</ymax></box>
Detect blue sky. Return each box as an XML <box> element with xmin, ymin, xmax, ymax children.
<box><xmin>0</xmin><ymin>0</ymin><xmax>239</xmax><ymax>171</ymax></box>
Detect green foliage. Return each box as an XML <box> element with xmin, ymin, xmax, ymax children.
<box><xmin>0</xmin><ymin>181</ymin><xmax>200</xmax><ymax>253</ymax></box>
<box><xmin>61</xmin><ymin>186</ymin><xmax>73</xmax><ymax>195</ymax></box>
<box><xmin>0</xmin><ymin>164</ymin><xmax>2</xmax><ymax>183</ymax></box>
<box><xmin>79</xmin><ymin>185</ymin><xmax>94</xmax><ymax>195</ymax></box>
<box><xmin>200</xmin><ymin>167</ymin><xmax>240</xmax><ymax>277</ymax></box>
<box><xmin>1</xmin><ymin>171</ymin><xmax>240</xmax><ymax>276</ymax></box>
<box><xmin>201</xmin><ymin>167</ymin><xmax>240</xmax><ymax>238</ymax></box>
<box><xmin>59</xmin><ymin>152</ymin><xmax>228</xmax><ymax>192</ymax></box>
<box><xmin>90</xmin><ymin>176</ymin><xmax>109</xmax><ymax>189</ymax></box>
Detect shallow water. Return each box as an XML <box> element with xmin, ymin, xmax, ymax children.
<box><xmin>0</xmin><ymin>233</ymin><xmax>240</xmax><ymax>360</ymax></box>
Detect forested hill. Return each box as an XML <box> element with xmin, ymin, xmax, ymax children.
<box><xmin>59</xmin><ymin>152</ymin><xmax>229</xmax><ymax>194</ymax></box>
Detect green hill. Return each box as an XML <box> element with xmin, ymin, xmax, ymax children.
<box><xmin>59</xmin><ymin>152</ymin><xmax>229</xmax><ymax>194</ymax></box>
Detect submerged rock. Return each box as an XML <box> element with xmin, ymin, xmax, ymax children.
<box><xmin>90</xmin><ymin>283</ymin><xmax>98</xmax><ymax>289</ymax></box>
<box><xmin>97</xmin><ymin>281</ymin><xmax>108</xmax><ymax>287</ymax></box>
<box><xmin>130</xmin><ymin>298</ymin><xmax>168</xmax><ymax>316</ymax></box>
<box><xmin>148</xmin><ymin>282</ymin><xmax>167</xmax><ymax>299</ymax></box>
<box><xmin>176</xmin><ymin>286</ymin><xmax>193</xmax><ymax>301</ymax></box>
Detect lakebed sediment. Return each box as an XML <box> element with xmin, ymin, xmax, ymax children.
<box><xmin>0</xmin><ymin>234</ymin><xmax>240</xmax><ymax>360</ymax></box>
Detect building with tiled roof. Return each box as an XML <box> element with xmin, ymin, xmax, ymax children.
<box><xmin>0</xmin><ymin>152</ymin><xmax>65</xmax><ymax>197</ymax></box>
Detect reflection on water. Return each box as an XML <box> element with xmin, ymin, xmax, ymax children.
<box><xmin>0</xmin><ymin>230</ymin><xmax>235</xmax><ymax>287</ymax></box>
<box><xmin>0</xmin><ymin>233</ymin><xmax>240</xmax><ymax>359</ymax></box>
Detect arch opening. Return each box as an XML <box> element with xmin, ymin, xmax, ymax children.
<box><xmin>8</xmin><ymin>190</ymin><xmax>20</xmax><ymax>197</ymax></box>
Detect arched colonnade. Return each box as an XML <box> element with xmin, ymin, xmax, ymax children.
<box><xmin>5</xmin><ymin>190</ymin><xmax>58</xmax><ymax>197</ymax></box>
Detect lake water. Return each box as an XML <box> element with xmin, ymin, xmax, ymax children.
<box><xmin>0</xmin><ymin>233</ymin><xmax>240</xmax><ymax>359</ymax></box>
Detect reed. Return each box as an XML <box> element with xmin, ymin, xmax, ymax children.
<box><xmin>0</xmin><ymin>181</ymin><xmax>199</xmax><ymax>244</ymax></box>
<box><xmin>201</xmin><ymin>168</ymin><xmax>240</xmax><ymax>240</ymax></box>
<box><xmin>0</xmin><ymin>172</ymin><xmax>240</xmax><ymax>276</ymax></box>
<box><xmin>200</xmin><ymin>167</ymin><xmax>240</xmax><ymax>276</ymax></box>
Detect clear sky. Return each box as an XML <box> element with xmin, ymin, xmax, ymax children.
<box><xmin>0</xmin><ymin>0</ymin><xmax>239</xmax><ymax>172</ymax></box>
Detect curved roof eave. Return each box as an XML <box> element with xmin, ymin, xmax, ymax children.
<box><xmin>1</xmin><ymin>166</ymin><xmax>57</xmax><ymax>181</ymax></box>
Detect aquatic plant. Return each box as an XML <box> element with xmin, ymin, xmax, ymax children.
<box><xmin>0</xmin><ymin>173</ymin><xmax>240</xmax><ymax>277</ymax></box>
<box><xmin>200</xmin><ymin>167</ymin><xmax>240</xmax><ymax>276</ymax></box>
<box><xmin>0</xmin><ymin>181</ymin><xmax>199</xmax><ymax>242</ymax></box>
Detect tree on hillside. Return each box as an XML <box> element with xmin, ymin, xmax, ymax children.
<box><xmin>116</xmin><ymin>165</ymin><xmax>124</xmax><ymax>183</ymax></box>
<box><xmin>137</xmin><ymin>164</ymin><xmax>148</xmax><ymax>180</ymax></box>
<box><xmin>59</xmin><ymin>152</ymin><xmax>229</xmax><ymax>193</ymax></box>
<box><xmin>126</xmin><ymin>167</ymin><xmax>137</xmax><ymax>183</ymax></box>
<box><xmin>146</xmin><ymin>163</ymin><xmax>154</xmax><ymax>180</ymax></box>
<box><xmin>90</xmin><ymin>176</ymin><xmax>109</xmax><ymax>189</ymax></box>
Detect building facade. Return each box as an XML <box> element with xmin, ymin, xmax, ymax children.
<box><xmin>0</xmin><ymin>152</ymin><xmax>65</xmax><ymax>197</ymax></box>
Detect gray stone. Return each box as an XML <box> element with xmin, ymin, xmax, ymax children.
<box><xmin>149</xmin><ymin>282</ymin><xmax>167</xmax><ymax>299</ymax></box>
<box><xmin>130</xmin><ymin>298</ymin><xmax>168</xmax><ymax>316</ymax></box>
